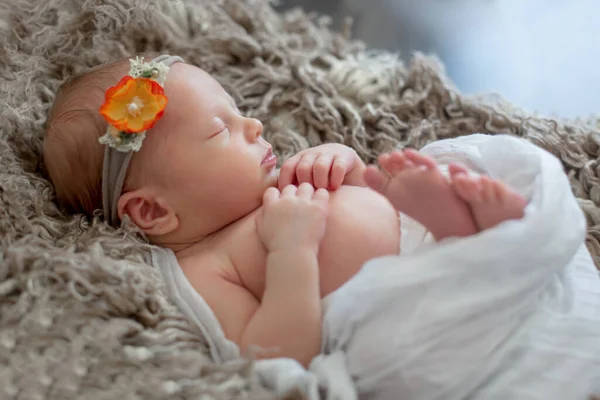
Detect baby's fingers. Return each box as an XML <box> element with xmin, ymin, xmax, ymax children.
<box><xmin>296</xmin><ymin>153</ymin><xmax>318</xmax><ymax>185</ymax></box>
<box><xmin>313</xmin><ymin>188</ymin><xmax>330</xmax><ymax>208</ymax></box>
<box><xmin>329</xmin><ymin>156</ymin><xmax>347</xmax><ymax>190</ymax></box>
<box><xmin>281</xmin><ymin>184</ymin><xmax>298</xmax><ymax>198</ymax></box>
<box><xmin>297</xmin><ymin>182</ymin><xmax>315</xmax><ymax>200</ymax></box>
<box><xmin>262</xmin><ymin>187</ymin><xmax>280</xmax><ymax>206</ymax></box>
<box><xmin>278</xmin><ymin>156</ymin><xmax>301</xmax><ymax>190</ymax></box>
<box><xmin>313</xmin><ymin>154</ymin><xmax>333</xmax><ymax>189</ymax></box>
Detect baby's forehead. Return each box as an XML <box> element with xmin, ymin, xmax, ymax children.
<box><xmin>171</xmin><ymin>64</ymin><xmax>225</xmax><ymax>91</ymax></box>
<box><xmin>147</xmin><ymin>65</ymin><xmax>228</xmax><ymax>135</ymax></box>
<box><xmin>169</xmin><ymin>64</ymin><xmax>235</xmax><ymax>105</ymax></box>
<box><xmin>159</xmin><ymin>67</ymin><xmax>233</xmax><ymax>137</ymax></box>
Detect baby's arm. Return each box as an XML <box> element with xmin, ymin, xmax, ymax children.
<box><xmin>244</xmin><ymin>249</ymin><xmax>321</xmax><ymax>365</ymax></box>
<box><xmin>201</xmin><ymin>183</ymin><xmax>329</xmax><ymax>367</ymax></box>
<box><xmin>200</xmin><ymin>249</ymin><xmax>321</xmax><ymax>367</ymax></box>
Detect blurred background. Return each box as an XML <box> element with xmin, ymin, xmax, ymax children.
<box><xmin>276</xmin><ymin>0</ymin><xmax>600</xmax><ymax>119</ymax></box>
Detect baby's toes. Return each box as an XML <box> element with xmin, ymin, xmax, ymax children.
<box><xmin>479</xmin><ymin>176</ymin><xmax>499</xmax><ymax>203</ymax></box>
<box><xmin>379</xmin><ymin>151</ymin><xmax>411</xmax><ymax>176</ymax></box>
<box><xmin>364</xmin><ymin>165</ymin><xmax>389</xmax><ymax>194</ymax></box>
<box><xmin>491</xmin><ymin>179</ymin><xmax>527</xmax><ymax>208</ymax></box>
<box><xmin>403</xmin><ymin>149</ymin><xmax>437</xmax><ymax>171</ymax></box>
<box><xmin>449</xmin><ymin>163</ymin><xmax>469</xmax><ymax>178</ymax></box>
<box><xmin>453</xmin><ymin>175</ymin><xmax>483</xmax><ymax>203</ymax></box>
<box><xmin>377</xmin><ymin>153</ymin><xmax>392</xmax><ymax>174</ymax></box>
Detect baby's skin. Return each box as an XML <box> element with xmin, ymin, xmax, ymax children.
<box><xmin>248</xmin><ymin>151</ymin><xmax>526</xmax><ymax>366</ymax></box>
<box><xmin>107</xmin><ymin>63</ymin><xmax>525</xmax><ymax>367</ymax></box>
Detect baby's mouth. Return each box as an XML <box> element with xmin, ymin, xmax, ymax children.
<box><xmin>261</xmin><ymin>147</ymin><xmax>277</xmax><ymax>166</ymax></box>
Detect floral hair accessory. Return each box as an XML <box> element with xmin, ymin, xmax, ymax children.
<box><xmin>98</xmin><ymin>57</ymin><xmax>171</xmax><ymax>152</ymax></box>
<box><xmin>100</xmin><ymin>55</ymin><xmax>183</xmax><ymax>227</ymax></box>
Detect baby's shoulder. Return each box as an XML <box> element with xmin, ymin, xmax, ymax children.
<box><xmin>177</xmin><ymin>246</ymin><xmax>238</xmax><ymax>289</ymax></box>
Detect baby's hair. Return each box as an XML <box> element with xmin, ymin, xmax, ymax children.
<box><xmin>44</xmin><ymin>54</ymin><xmax>153</xmax><ymax>217</ymax></box>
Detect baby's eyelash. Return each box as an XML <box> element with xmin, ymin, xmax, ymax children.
<box><xmin>209</xmin><ymin>128</ymin><xmax>227</xmax><ymax>139</ymax></box>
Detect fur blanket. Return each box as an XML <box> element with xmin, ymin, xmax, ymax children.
<box><xmin>1</xmin><ymin>0</ymin><xmax>599</xmax><ymax>398</ymax></box>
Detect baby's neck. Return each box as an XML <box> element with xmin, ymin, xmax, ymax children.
<box><xmin>156</xmin><ymin>208</ymin><xmax>260</xmax><ymax>259</ymax></box>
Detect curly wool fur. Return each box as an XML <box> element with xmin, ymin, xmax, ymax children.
<box><xmin>1</xmin><ymin>0</ymin><xmax>599</xmax><ymax>398</ymax></box>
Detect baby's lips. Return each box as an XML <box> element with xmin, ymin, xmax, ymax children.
<box><xmin>262</xmin><ymin>147</ymin><xmax>277</xmax><ymax>166</ymax></box>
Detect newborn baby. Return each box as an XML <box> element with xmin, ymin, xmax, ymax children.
<box><xmin>43</xmin><ymin>56</ymin><xmax>526</xmax><ymax>367</ymax></box>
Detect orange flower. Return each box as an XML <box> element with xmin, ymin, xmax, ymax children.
<box><xmin>100</xmin><ymin>76</ymin><xmax>167</xmax><ymax>134</ymax></box>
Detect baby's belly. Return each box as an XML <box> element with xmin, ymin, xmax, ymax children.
<box><xmin>317</xmin><ymin>186</ymin><xmax>400</xmax><ymax>297</ymax></box>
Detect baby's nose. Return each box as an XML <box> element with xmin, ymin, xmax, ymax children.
<box><xmin>245</xmin><ymin>118</ymin><xmax>263</xmax><ymax>141</ymax></box>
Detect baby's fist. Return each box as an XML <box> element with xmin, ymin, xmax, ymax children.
<box><xmin>256</xmin><ymin>183</ymin><xmax>329</xmax><ymax>254</ymax></box>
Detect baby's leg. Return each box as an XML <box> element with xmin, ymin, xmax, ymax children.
<box><xmin>448</xmin><ymin>164</ymin><xmax>527</xmax><ymax>231</ymax></box>
<box><xmin>364</xmin><ymin>149</ymin><xmax>478</xmax><ymax>241</ymax></box>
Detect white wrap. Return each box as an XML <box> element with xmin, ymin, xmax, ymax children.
<box><xmin>318</xmin><ymin>134</ymin><xmax>600</xmax><ymax>399</ymax></box>
<box><xmin>153</xmin><ymin>134</ymin><xmax>600</xmax><ymax>400</ymax></box>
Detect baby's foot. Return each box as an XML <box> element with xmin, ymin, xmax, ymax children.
<box><xmin>364</xmin><ymin>149</ymin><xmax>478</xmax><ymax>241</ymax></box>
<box><xmin>448</xmin><ymin>164</ymin><xmax>527</xmax><ymax>231</ymax></box>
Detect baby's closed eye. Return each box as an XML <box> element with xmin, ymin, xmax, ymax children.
<box><xmin>209</xmin><ymin>128</ymin><xmax>229</xmax><ymax>139</ymax></box>
<box><xmin>208</xmin><ymin>117</ymin><xmax>227</xmax><ymax>138</ymax></box>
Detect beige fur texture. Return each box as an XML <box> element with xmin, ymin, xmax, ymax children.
<box><xmin>1</xmin><ymin>0</ymin><xmax>599</xmax><ymax>398</ymax></box>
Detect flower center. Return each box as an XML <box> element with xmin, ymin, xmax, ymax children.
<box><xmin>127</xmin><ymin>96</ymin><xmax>144</xmax><ymax>117</ymax></box>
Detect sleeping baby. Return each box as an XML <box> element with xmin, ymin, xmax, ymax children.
<box><xmin>44</xmin><ymin>55</ymin><xmax>600</xmax><ymax>399</ymax></box>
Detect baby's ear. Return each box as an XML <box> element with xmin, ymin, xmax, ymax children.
<box><xmin>117</xmin><ymin>189</ymin><xmax>178</xmax><ymax>236</ymax></box>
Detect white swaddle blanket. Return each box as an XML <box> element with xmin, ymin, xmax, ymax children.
<box><xmin>152</xmin><ymin>134</ymin><xmax>600</xmax><ymax>400</ymax></box>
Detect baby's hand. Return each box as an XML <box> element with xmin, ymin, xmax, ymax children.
<box><xmin>256</xmin><ymin>183</ymin><xmax>329</xmax><ymax>254</ymax></box>
<box><xmin>278</xmin><ymin>144</ymin><xmax>364</xmax><ymax>191</ymax></box>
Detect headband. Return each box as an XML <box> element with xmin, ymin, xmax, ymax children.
<box><xmin>99</xmin><ymin>55</ymin><xmax>184</xmax><ymax>226</ymax></box>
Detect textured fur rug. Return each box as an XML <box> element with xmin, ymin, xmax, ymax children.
<box><xmin>1</xmin><ymin>0</ymin><xmax>599</xmax><ymax>398</ymax></box>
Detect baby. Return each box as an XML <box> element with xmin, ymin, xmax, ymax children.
<box><xmin>43</xmin><ymin>55</ymin><xmax>526</xmax><ymax>367</ymax></box>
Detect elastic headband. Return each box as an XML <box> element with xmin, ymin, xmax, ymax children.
<box><xmin>99</xmin><ymin>55</ymin><xmax>184</xmax><ymax>226</ymax></box>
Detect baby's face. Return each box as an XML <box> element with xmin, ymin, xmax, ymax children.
<box><xmin>137</xmin><ymin>63</ymin><xmax>278</xmax><ymax>234</ymax></box>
